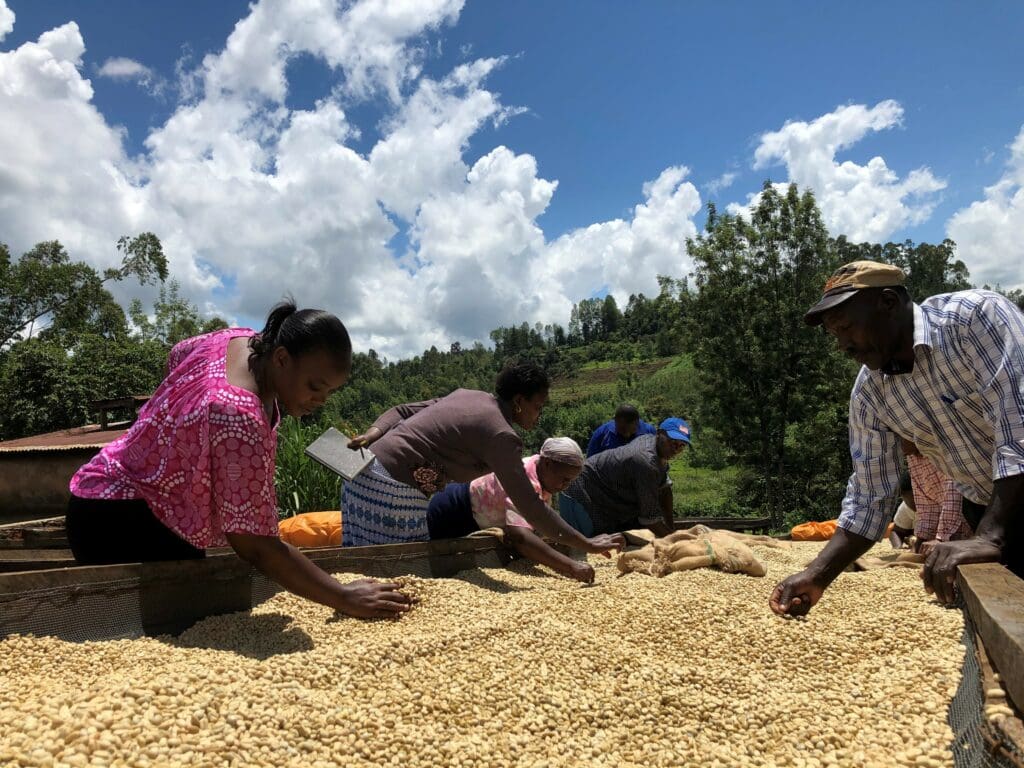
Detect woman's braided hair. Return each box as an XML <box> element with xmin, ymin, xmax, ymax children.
<box><xmin>248</xmin><ymin>300</ymin><xmax>352</xmax><ymax>372</ymax></box>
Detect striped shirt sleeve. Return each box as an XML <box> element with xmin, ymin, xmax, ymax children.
<box><xmin>906</xmin><ymin>454</ymin><xmax>943</xmax><ymax>541</ymax></box>
<box><xmin>935</xmin><ymin>479</ymin><xmax>969</xmax><ymax>541</ymax></box>
<box><xmin>964</xmin><ymin>295</ymin><xmax>1024</xmax><ymax>482</ymax></box>
<box><xmin>838</xmin><ymin>375</ymin><xmax>903</xmax><ymax>541</ymax></box>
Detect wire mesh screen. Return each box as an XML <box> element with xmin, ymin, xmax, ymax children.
<box><xmin>950</xmin><ymin>618</ymin><xmax>1024</xmax><ymax>768</ymax></box>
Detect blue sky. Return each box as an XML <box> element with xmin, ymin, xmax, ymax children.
<box><xmin>447</xmin><ymin>1</ymin><xmax>1024</xmax><ymax>238</ymax></box>
<box><xmin>1</xmin><ymin>1</ymin><xmax>1022</xmax><ymax>356</ymax></box>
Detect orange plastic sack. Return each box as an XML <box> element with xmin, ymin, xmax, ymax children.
<box><xmin>790</xmin><ymin>520</ymin><xmax>838</xmax><ymax>541</ymax></box>
<box><xmin>278</xmin><ymin>511</ymin><xmax>342</xmax><ymax>548</ymax></box>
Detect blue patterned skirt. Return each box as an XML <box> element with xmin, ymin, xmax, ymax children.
<box><xmin>341</xmin><ymin>459</ymin><xmax>431</xmax><ymax>546</ymax></box>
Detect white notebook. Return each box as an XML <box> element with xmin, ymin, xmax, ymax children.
<box><xmin>304</xmin><ymin>427</ymin><xmax>375</xmax><ymax>481</ymax></box>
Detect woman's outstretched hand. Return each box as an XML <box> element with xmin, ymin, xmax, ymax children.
<box><xmin>336</xmin><ymin>578</ymin><xmax>412</xmax><ymax>619</ymax></box>
<box><xmin>585</xmin><ymin>533</ymin><xmax>626</xmax><ymax>558</ymax></box>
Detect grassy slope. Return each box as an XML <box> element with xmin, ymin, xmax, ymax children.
<box><xmin>669</xmin><ymin>464</ymin><xmax>740</xmax><ymax>513</ymax></box>
<box><xmin>548</xmin><ymin>357</ymin><xmax>676</xmax><ymax>405</ymax></box>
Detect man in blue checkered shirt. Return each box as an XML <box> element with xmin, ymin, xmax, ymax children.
<box><xmin>770</xmin><ymin>260</ymin><xmax>1024</xmax><ymax>617</ymax></box>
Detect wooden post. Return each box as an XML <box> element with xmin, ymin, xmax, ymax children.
<box><xmin>88</xmin><ymin>395</ymin><xmax>151</xmax><ymax>429</ymax></box>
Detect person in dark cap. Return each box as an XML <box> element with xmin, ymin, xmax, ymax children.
<box><xmin>770</xmin><ymin>260</ymin><xmax>1024</xmax><ymax>617</ymax></box>
<box><xmin>561</xmin><ymin>417</ymin><xmax>691</xmax><ymax>537</ymax></box>
<box><xmin>586</xmin><ymin>403</ymin><xmax>657</xmax><ymax>457</ymax></box>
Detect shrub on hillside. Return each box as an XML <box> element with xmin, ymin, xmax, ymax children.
<box><xmin>275</xmin><ymin>415</ymin><xmax>342</xmax><ymax>517</ymax></box>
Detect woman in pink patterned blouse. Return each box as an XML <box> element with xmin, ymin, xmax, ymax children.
<box><xmin>68</xmin><ymin>302</ymin><xmax>410</xmax><ymax>620</ymax></box>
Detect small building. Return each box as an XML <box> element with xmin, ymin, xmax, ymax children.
<box><xmin>0</xmin><ymin>423</ymin><xmax>130</xmax><ymax>524</ymax></box>
<box><xmin>0</xmin><ymin>396</ymin><xmax>149</xmax><ymax>524</ymax></box>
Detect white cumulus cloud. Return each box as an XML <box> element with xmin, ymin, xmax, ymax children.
<box><xmin>0</xmin><ymin>19</ymin><xmax>143</xmax><ymax>279</ymax></box>
<box><xmin>97</xmin><ymin>56</ymin><xmax>152</xmax><ymax>80</ymax></box>
<box><xmin>541</xmin><ymin>166</ymin><xmax>701</xmax><ymax>312</ymax></box>
<box><xmin>412</xmin><ymin>146</ymin><xmax>558</xmax><ymax>339</ymax></box>
<box><xmin>0</xmin><ymin>0</ymin><xmax>14</xmax><ymax>43</ymax></box>
<box><xmin>97</xmin><ymin>55</ymin><xmax>165</xmax><ymax>96</ymax></box>
<box><xmin>369</xmin><ymin>57</ymin><xmax>519</xmax><ymax>222</ymax></box>
<box><xmin>735</xmin><ymin>101</ymin><xmax>947</xmax><ymax>243</ymax></box>
<box><xmin>705</xmin><ymin>171</ymin><xmax>737</xmax><ymax>196</ymax></box>
<box><xmin>0</xmin><ymin>0</ymin><xmax>702</xmax><ymax>359</ymax></box>
<box><xmin>200</xmin><ymin>0</ymin><xmax>463</xmax><ymax>104</ymax></box>
<box><xmin>946</xmin><ymin>125</ymin><xmax>1024</xmax><ymax>291</ymax></box>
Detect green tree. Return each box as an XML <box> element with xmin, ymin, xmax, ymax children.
<box><xmin>0</xmin><ymin>234</ymin><xmax>236</xmax><ymax>440</ymax></box>
<box><xmin>686</xmin><ymin>183</ymin><xmax>849</xmax><ymax>526</ymax></box>
<box><xmin>622</xmin><ymin>293</ymin><xmax>656</xmax><ymax>338</ymax></box>
<box><xmin>129</xmin><ymin>279</ymin><xmax>227</xmax><ymax>346</ymax></box>
<box><xmin>69</xmin><ymin>334</ymin><xmax>167</xmax><ymax>404</ymax></box>
<box><xmin>569</xmin><ymin>298</ymin><xmax>605</xmax><ymax>344</ymax></box>
<box><xmin>1004</xmin><ymin>287</ymin><xmax>1024</xmax><ymax>311</ymax></box>
<box><xmin>981</xmin><ymin>284</ymin><xmax>1024</xmax><ymax>312</ymax></box>
<box><xmin>551</xmin><ymin>323</ymin><xmax>567</xmax><ymax>346</ymax></box>
<box><xmin>832</xmin><ymin>237</ymin><xmax>971</xmax><ymax>300</ymax></box>
<box><xmin>0</xmin><ymin>331</ymin><xmax>166</xmax><ymax>440</ymax></box>
<box><xmin>600</xmin><ymin>295</ymin><xmax>622</xmax><ymax>338</ymax></box>
<box><xmin>0</xmin><ymin>339</ymin><xmax>79</xmax><ymax>438</ymax></box>
<box><xmin>0</xmin><ymin>234</ymin><xmax>167</xmax><ymax>350</ymax></box>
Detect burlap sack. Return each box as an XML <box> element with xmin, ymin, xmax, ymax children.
<box><xmin>617</xmin><ymin>528</ymin><xmax>768</xmax><ymax>578</ymax></box>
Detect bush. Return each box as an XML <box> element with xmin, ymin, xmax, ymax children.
<box><xmin>532</xmin><ymin>395</ymin><xmax>618</xmax><ymax>453</ymax></box>
<box><xmin>673</xmin><ymin>498</ymin><xmax>759</xmax><ymax>519</ymax></box>
<box><xmin>274</xmin><ymin>415</ymin><xmax>342</xmax><ymax>518</ymax></box>
<box><xmin>685</xmin><ymin>427</ymin><xmax>731</xmax><ymax>471</ymax></box>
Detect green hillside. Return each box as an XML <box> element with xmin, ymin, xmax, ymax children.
<box><xmin>548</xmin><ymin>357</ymin><xmax>675</xmax><ymax>405</ymax></box>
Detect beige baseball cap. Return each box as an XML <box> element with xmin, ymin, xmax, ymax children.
<box><xmin>804</xmin><ymin>260</ymin><xmax>906</xmax><ymax>326</ymax></box>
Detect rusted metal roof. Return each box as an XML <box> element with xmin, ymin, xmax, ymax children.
<box><xmin>0</xmin><ymin>423</ymin><xmax>129</xmax><ymax>453</ymax></box>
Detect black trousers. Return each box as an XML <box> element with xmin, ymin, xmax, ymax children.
<box><xmin>425</xmin><ymin>482</ymin><xmax>478</xmax><ymax>539</ymax></box>
<box><xmin>66</xmin><ymin>494</ymin><xmax>205</xmax><ymax>565</ymax></box>
<box><xmin>961</xmin><ymin>497</ymin><xmax>1023</xmax><ymax>578</ymax></box>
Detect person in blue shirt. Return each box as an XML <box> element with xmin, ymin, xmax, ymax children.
<box><xmin>586</xmin><ymin>404</ymin><xmax>657</xmax><ymax>457</ymax></box>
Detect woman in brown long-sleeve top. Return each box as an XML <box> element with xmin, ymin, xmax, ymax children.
<box><xmin>341</xmin><ymin>361</ymin><xmax>624</xmax><ymax>558</ymax></box>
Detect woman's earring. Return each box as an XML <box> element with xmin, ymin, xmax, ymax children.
<box><xmin>515</xmin><ymin>404</ymin><xmax>522</xmax><ymax>414</ymax></box>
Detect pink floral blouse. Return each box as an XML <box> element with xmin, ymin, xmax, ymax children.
<box><xmin>467</xmin><ymin>454</ymin><xmax>547</xmax><ymax>530</ymax></box>
<box><xmin>70</xmin><ymin>329</ymin><xmax>281</xmax><ymax>549</ymax></box>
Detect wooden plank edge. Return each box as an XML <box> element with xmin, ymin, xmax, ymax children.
<box><xmin>958</xmin><ymin>562</ymin><xmax>1024</xmax><ymax>717</ymax></box>
<box><xmin>0</xmin><ymin>533</ymin><xmax>512</xmax><ymax>595</ymax></box>
<box><xmin>0</xmin><ymin>516</ymin><xmax>65</xmax><ymax>530</ymax></box>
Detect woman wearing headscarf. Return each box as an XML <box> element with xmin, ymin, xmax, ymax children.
<box><xmin>343</xmin><ymin>361</ymin><xmax>624</xmax><ymax>560</ymax></box>
<box><xmin>426</xmin><ymin>437</ymin><xmax>594</xmax><ymax>582</ymax></box>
